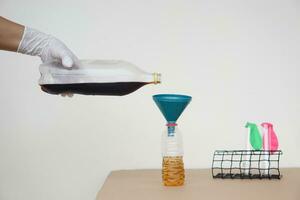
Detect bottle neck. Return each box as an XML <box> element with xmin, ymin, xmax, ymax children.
<box><xmin>152</xmin><ymin>73</ymin><xmax>161</xmax><ymax>84</ymax></box>
<box><xmin>166</xmin><ymin>123</ymin><xmax>177</xmax><ymax>137</ymax></box>
<box><xmin>140</xmin><ymin>72</ymin><xmax>161</xmax><ymax>84</ymax></box>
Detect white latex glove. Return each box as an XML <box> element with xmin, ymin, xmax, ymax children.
<box><xmin>18</xmin><ymin>27</ymin><xmax>79</xmax><ymax>97</ymax></box>
<box><xmin>17</xmin><ymin>27</ymin><xmax>79</xmax><ymax>68</ymax></box>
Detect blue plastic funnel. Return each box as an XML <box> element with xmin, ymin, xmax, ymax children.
<box><xmin>153</xmin><ymin>94</ymin><xmax>192</xmax><ymax>123</ymax></box>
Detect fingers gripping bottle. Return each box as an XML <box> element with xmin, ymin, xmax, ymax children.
<box><xmin>153</xmin><ymin>94</ymin><xmax>192</xmax><ymax>186</ymax></box>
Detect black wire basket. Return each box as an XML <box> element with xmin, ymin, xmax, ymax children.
<box><xmin>212</xmin><ymin>150</ymin><xmax>283</xmax><ymax>179</ymax></box>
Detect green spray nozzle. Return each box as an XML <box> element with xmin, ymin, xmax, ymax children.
<box><xmin>245</xmin><ymin>122</ymin><xmax>262</xmax><ymax>150</ymax></box>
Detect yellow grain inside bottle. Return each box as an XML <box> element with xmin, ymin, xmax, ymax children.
<box><xmin>162</xmin><ymin>156</ymin><xmax>185</xmax><ymax>186</ymax></box>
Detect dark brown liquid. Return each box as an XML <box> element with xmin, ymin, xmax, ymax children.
<box><xmin>40</xmin><ymin>82</ymin><xmax>149</xmax><ymax>96</ymax></box>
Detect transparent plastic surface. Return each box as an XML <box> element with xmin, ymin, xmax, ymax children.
<box><xmin>162</xmin><ymin>126</ymin><xmax>185</xmax><ymax>186</ymax></box>
<box><xmin>162</xmin><ymin>126</ymin><xmax>183</xmax><ymax>157</ymax></box>
<box><xmin>39</xmin><ymin>60</ymin><xmax>161</xmax><ymax>95</ymax></box>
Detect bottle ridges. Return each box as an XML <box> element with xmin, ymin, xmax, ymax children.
<box><xmin>162</xmin><ymin>156</ymin><xmax>185</xmax><ymax>186</ymax></box>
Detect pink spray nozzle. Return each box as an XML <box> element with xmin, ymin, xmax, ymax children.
<box><xmin>261</xmin><ymin>122</ymin><xmax>273</xmax><ymax>128</ymax></box>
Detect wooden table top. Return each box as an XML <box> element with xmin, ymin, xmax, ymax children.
<box><xmin>96</xmin><ymin>168</ymin><xmax>300</xmax><ymax>200</ymax></box>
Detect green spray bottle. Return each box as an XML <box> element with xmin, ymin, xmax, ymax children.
<box><xmin>245</xmin><ymin>122</ymin><xmax>263</xmax><ymax>150</ymax></box>
<box><xmin>243</xmin><ymin>122</ymin><xmax>262</xmax><ymax>175</ymax></box>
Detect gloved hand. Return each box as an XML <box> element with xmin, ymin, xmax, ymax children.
<box><xmin>18</xmin><ymin>27</ymin><xmax>79</xmax><ymax>97</ymax></box>
<box><xmin>17</xmin><ymin>27</ymin><xmax>79</xmax><ymax>68</ymax></box>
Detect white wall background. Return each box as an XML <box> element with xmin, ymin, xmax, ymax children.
<box><xmin>1</xmin><ymin>0</ymin><xmax>300</xmax><ymax>199</ymax></box>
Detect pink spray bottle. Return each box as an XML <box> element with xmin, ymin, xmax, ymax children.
<box><xmin>261</xmin><ymin>122</ymin><xmax>279</xmax><ymax>152</ymax></box>
<box><xmin>261</xmin><ymin>122</ymin><xmax>279</xmax><ymax>176</ymax></box>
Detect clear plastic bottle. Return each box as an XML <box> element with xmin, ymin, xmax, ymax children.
<box><xmin>39</xmin><ymin>60</ymin><xmax>161</xmax><ymax>96</ymax></box>
<box><xmin>162</xmin><ymin>123</ymin><xmax>185</xmax><ymax>186</ymax></box>
<box><xmin>153</xmin><ymin>94</ymin><xmax>191</xmax><ymax>186</ymax></box>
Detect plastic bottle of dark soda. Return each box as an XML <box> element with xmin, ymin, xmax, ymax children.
<box><xmin>39</xmin><ymin>60</ymin><xmax>161</xmax><ymax>96</ymax></box>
